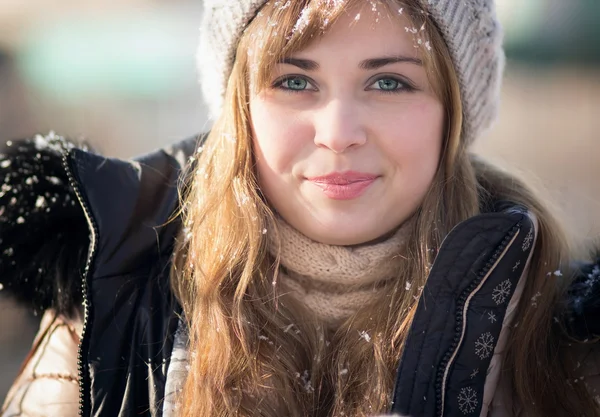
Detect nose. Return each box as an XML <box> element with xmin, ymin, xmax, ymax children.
<box><xmin>313</xmin><ymin>99</ymin><xmax>367</xmax><ymax>153</ymax></box>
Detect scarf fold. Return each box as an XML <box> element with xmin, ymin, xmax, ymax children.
<box><xmin>269</xmin><ymin>217</ymin><xmax>411</xmax><ymax>326</ymax></box>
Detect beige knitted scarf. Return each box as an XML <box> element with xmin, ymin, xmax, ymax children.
<box><xmin>269</xmin><ymin>217</ymin><xmax>412</xmax><ymax>327</ymax></box>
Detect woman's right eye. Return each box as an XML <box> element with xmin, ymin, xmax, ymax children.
<box><xmin>274</xmin><ymin>76</ymin><xmax>316</xmax><ymax>92</ymax></box>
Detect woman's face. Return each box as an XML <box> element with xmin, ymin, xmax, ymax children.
<box><xmin>250</xmin><ymin>8</ymin><xmax>444</xmax><ymax>246</ymax></box>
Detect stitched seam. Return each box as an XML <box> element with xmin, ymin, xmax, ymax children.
<box><xmin>22</xmin><ymin>373</ymin><xmax>80</xmax><ymax>384</ymax></box>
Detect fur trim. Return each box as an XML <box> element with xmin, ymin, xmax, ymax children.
<box><xmin>0</xmin><ymin>133</ymin><xmax>89</xmax><ymax>316</ymax></box>
<box><xmin>564</xmin><ymin>253</ymin><xmax>600</xmax><ymax>340</ymax></box>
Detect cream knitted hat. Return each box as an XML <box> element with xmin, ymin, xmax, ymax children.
<box><xmin>197</xmin><ymin>0</ymin><xmax>504</xmax><ymax>146</ymax></box>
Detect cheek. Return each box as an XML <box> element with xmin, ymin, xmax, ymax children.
<box><xmin>384</xmin><ymin>100</ymin><xmax>444</xmax><ymax>163</ymax></box>
<box><xmin>250</xmin><ymin>98</ymin><xmax>310</xmax><ymax>176</ymax></box>
<box><xmin>378</xmin><ymin>100</ymin><xmax>444</xmax><ymax>195</ymax></box>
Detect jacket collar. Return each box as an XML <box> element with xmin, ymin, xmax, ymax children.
<box><xmin>67</xmin><ymin>135</ymin><xmax>199</xmax><ymax>278</ymax></box>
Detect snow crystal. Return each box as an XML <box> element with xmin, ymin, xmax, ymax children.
<box><xmin>339</xmin><ymin>368</ymin><xmax>348</xmax><ymax>376</ymax></box>
<box><xmin>262</xmin><ymin>228</ymin><xmax>267</xmax><ymax>235</ymax></box>
<box><xmin>405</xmin><ymin>281</ymin><xmax>412</xmax><ymax>291</ymax></box>
<box><xmin>34</xmin><ymin>134</ymin><xmax>49</xmax><ymax>150</ymax></box>
<box><xmin>531</xmin><ymin>291</ymin><xmax>542</xmax><ymax>307</ymax></box>
<box><xmin>553</xmin><ymin>270</ymin><xmax>563</xmax><ymax>277</ymax></box>
<box><xmin>16</xmin><ymin>216</ymin><xmax>25</xmax><ymax>224</ymax></box>
<box><xmin>0</xmin><ymin>283</ymin><xmax>4</xmax><ymax>290</ymax></box>
<box><xmin>358</xmin><ymin>330</ymin><xmax>371</xmax><ymax>342</ymax></box>
<box><xmin>47</xmin><ymin>176</ymin><xmax>62</xmax><ymax>185</ymax></box>
<box><xmin>292</xmin><ymin>7</ymin><xmax>311</xmax><ymax>35</ymax></box>
<box><xmin>275</xmin><ymin>0</ymin><xmax>291</xmax><ymax>11</ymax></box>
<box><xmin>299</xmin><ymin>370</ymin><xmax>314</xmax><ymax>393</ymax></box>
<box><xmin>0</xmin><ymin>160</ymin><xmax>11</xmax><ymax>169</ymax></box>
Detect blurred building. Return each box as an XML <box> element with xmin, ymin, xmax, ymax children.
<box><xmin>1</xmin><ymin>0</ymin><xmax>599</xmax><ymax>401</ymax></box>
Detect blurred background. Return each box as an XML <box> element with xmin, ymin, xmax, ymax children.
<box><xmin>1</xmin><ymin>0</ymin><xmax>599</xmax><ymax>401</ymax></box>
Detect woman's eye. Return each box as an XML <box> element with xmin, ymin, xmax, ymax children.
<box><xmin>369</xmin><ymin>77</ymin><xmax>412</xmax><ymax>93</ymax></box>
<box><xmin>276</xmin><ymin>76</ymin><xmax>315</xmax><ymax>92</ymax></box>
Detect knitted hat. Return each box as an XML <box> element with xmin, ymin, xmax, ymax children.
<box><xmin>197</xmin><ymin>0</ymin><xmax>504</xmax><ymax>146</ymax></box>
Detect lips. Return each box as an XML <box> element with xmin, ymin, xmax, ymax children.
<box><xmin>306</xmin><ymin>171</ymin><xmax>379</xmax><ymax>200</ymax></box>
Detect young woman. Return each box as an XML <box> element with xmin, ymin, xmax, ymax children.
<box><xmin>2</xmin><ymin>1</ymin><xmax>600</xmax><ymax>416</ymax></box>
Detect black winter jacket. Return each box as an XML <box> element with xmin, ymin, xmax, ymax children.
<box><xmin>1</xmin><ymin>133</ymin><xmax>599</xmax><ymax>417</ymax></box>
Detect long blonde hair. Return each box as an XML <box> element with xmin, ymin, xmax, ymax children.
<box><xmin>171</xmin><ymin>1</ymin><xmax>599</xmax><ymax>416</ymax></box>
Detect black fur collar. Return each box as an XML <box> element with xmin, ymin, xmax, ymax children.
<box><xmin>0</xmin><ymin>133</ymin><xmax>88</xmax><ymax>315</ymax></box>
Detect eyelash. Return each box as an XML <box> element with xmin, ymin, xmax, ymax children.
<box><xmin>271</xmin><ymin>75</ymin><xmax>416</xmax><ymax>94</ymax></box>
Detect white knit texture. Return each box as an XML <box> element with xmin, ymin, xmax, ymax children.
<box><xmin>197</xmin><ymin>0</ymin><xmax>504</xmax><ymax>146</ymax></box>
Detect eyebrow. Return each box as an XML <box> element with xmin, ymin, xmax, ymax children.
<box><xmin>279</xmin><ymin>55</ymin><xmax>423</xmax><ymax>71</ymax></box>
<box><xmin>359</xmin><ymin>55</ymin><xmax>423</xmax><ymax>70</ymax></box>
<box><xmin>279</xmin><ymin>57</ymin><xmax>320</xmax><ymax>71</ymax></box>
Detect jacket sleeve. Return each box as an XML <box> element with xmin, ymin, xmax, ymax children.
<box><xmin>564</xmin><ymin>254</ymin><xmax>600</xmax><ymax>341</ymax></box>
<box><xmin>0</xmin><ymin>133</ymin><xmax>90</xmax><ymax>316</ymax></box>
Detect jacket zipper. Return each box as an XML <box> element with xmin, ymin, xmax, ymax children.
<box><xmin>434</xmin><ymin>223</ymin><xmax>521</xmax><ymax>417</ymax></box>
<box><xmin>61</xmin><ymin>148</ymin><xmax>98</xmax><ymax>417</ymax></box>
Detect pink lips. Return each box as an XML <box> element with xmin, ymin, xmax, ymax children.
<box><xmin>306</xmin><ymin>171</ymin><xmax>379</xmax><ymax>200</ymax></box>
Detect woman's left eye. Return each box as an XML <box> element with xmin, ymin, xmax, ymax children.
<box><xmin>368</xmin><ymin>77</ymin><xmax>412</xmax><ymax>93</ymax></box>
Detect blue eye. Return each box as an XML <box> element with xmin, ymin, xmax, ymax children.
<box><xmin>369</xmin><ymin>77</ymin><xmax>413</xmax><ymax>93</ymax></box>
<box><xmin>377</xmin><ymin>79</ymin><xmax>400</xmax><ymax>90</ymax></box>
<box><xmin>275</xmin><ymin>76</ymin><xmax>315</xmax><ymax>92</ymax></box>
<box><xmin>284</xmin><ymin>77</ymin><xmax>308</xmax><ymax>90</ymax></box>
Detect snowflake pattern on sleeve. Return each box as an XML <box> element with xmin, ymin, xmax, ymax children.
<box><xmin>458</xmin><ymin>386</ymin><xmax>478</xmax><ymax>414</ymax></box>
<box><xmin>492</xmin><ymin>279</ymin><xmax>511</xmax><ymax>305</ymax></box>
<box><xmin>522</xmin><ymin>228</ymin><xmax>534</xmax><ymax>252</ymax></box>
<box><xmin>474</xmin><ymin>332</ymin><xmax>495</xmax><ymax>360</ymax></box>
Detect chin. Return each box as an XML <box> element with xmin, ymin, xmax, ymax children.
<box><xmin>302</xmin><ymin>219</ymin><xmax>390</xmax><ymax>246</ymax></box>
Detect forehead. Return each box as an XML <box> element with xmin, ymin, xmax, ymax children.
<box><xmin>246</xmin><ymin>0</ymin><xmax>433</xmax><ymax>88</ymax></box>
<box><xmin>292</xmin><ymin>6</ymin><xmax>420</xmax><ymax>60</ymax></box>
